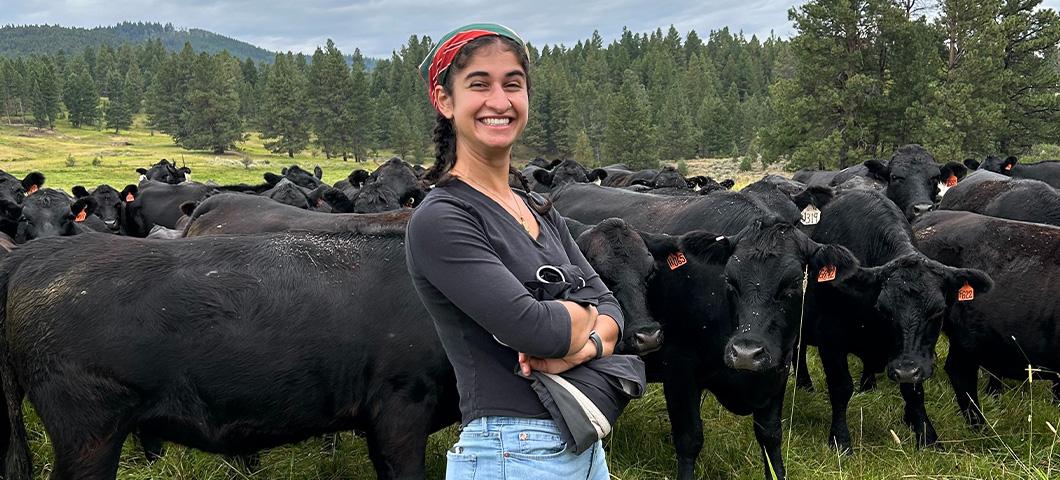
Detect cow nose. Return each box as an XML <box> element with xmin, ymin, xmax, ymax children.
<box><xmin>912</xmin><ymin>203</ymin><xmax>933</xmax><ymax>215</ymax></box>
<box><xmin>726</xmin><ymin>339</ymin><xmax>768</xmax><ymax>371</ymax></box>
<box><xmin>631</xmin><ymin>329</ymin><xmax>664</xmax><ymax>355</ymax></box>
<box><xmin>889</xmin><ymin>365</ymin><xmax>923</xmax><ymax>384</ymax></box>
<box><xmin>105</xmin><ymin>220</ymin><xmax>118</xmax><ymax>228</ymax></box>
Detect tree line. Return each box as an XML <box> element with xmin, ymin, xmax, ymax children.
<box><xmin>0</xmin><ymin>0</ymin><xmax>1057</xmax><ymax>170</ymax></box>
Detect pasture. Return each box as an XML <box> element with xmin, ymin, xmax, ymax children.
<box><xmin>2</xmin><ymin>119</ymin><xmax>1059</xmax><ymax>479</ymax></box>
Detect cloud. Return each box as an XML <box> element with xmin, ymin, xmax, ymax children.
<box><xmin>4</xmin><ymin>0</ymin><xmax>1060</xmax><ymax>58</ymax></box>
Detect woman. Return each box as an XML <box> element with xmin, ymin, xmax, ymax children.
<box><xmin>405</xmin><ymin>23</ymin><xmax>624</xmax><ymax>479</ymax></box>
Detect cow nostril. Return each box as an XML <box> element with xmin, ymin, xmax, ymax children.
<box><xmin>913</xmin><ymin>203</ymin><xmax>932</xmax><ymax>214</ymax></box>
<box><xmin>633</xmin><ymin>329</ymin><xmax>664</xmax><ymax>353</ymax></box>
<box><xmin>891</xmin><ymin>366</ymin><xmax>922</xmax><ymax>383</ymax></box>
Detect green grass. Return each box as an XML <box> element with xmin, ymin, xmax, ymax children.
<box><xmin>3</xmin><ymin>118</ymin><xmax>1059</xmax><ymax>479</ymax></box>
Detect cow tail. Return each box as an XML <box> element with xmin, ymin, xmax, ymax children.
<box><xmin>0</xmin><ymin>266</ymin><xmax>31</xmax><ymax>479</ymax></box>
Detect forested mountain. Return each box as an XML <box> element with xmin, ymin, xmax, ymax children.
<box><xmin>0</xmin><ymin>22</ymin><xmax>277</xmax><ymax>64</ymax></box>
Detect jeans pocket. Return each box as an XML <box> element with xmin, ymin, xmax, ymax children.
<box><xmin>445</xmin><ymin>449</ymin><xmax>477</xmax><ymax>479</ymax></box>
<box><xmin>510</xmin><ymin>430</ymin><xmax>568</xmax><ymax>458</ymax></box>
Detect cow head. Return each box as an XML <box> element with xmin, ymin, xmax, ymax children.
<box><xmin>863</xmin><ymin>145</ymin><xmax>968</xmax><ymax>221</ymax></box>
<box><xmin>137</xmin><ymin>159</ymin><xmax>191</xmax><ymax>184</ymax></box>
<box><xmin>650</xmin><ymin>167</ymin><xmax>686</xmax><ymax>189</ymax></box>
<box><xmin>352</xmin><ymin>159</ymin><xmax>425</xmax><ymax>213</ymax></box>
<box><xmin>263</xmin><ymin>179</ymin><xmax>311</xmax><ymax>209</ymax></box>
<box><xmin>0</xmin><ymin>170</ymin><xmax>45</xmax><ymax>237</ymax></box>
<box><xmin>575</xmin><ymin>218</ymin><xmax>663</xmax><ymax>355</ymax></box>
<box><xmin>278</xmin><ymin>165</ymin><xmax>325</xmax><ymax>189</ymax></box>
<box><xmin>347</xmin><ymin>169</ymin><xmax>371</xmax><ymax>189</ymax></box>
<box><xmin>977</xmin><ymin>155</ymin><xmax>1019</xmax><ymax>176</ymax></box>
<box><xmin>836</xmin><ymin>255</ymin><xmax>992</xmax><ymax>384</ymax></box>
<box><xmin>531</xmin><ymin>160</ymin><xmax>606</xmax><ymax>189</ymax></box>
<box><xmin>73</xmin><ymin>184</ymin><xmax>124</xmax><ymax>231</ymax></box>
<box><xmin>722</xmin><ymin>220</ymin><xmax>859</xmax><ymax>372</ymax></box>
<box><xmin>16</xmin><ymin>189</ymin><xmax>97</xmax><ymax>243</ymax></box>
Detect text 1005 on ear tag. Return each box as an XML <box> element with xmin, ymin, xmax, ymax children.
<box><xmin>817</xmin><ymin>264</ymin><xmax>837</xmax><ymax>282</ymax></box>
<box><xmin>958</xmin><ymin>282</ymin><xmax>974</xmax><ymax>302</ymax></box>
<box><xmin>667</xmin><ymin>252</ymin><xmax>687</xmax><ymax>270</ymax></box>
<box><xmin>801</xmin><ymin>205</ymin><xmax>821</xmax><ymax>226</ymax></box>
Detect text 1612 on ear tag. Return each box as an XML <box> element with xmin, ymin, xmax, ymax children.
<box><xmin>801</xmin><ymin>205</ymin><xmax>821</xmax><ymax>226</ymax></box>
<box><xmin>667</xmin><ymin>251</ymin><xmax>687</xmax><ymax>270</ymax></box>
<box><xmin>957</xmin><ymin>282</ymin><xmax>974</xmax><ymax>302</ymax></box>
<box><xmin>817</xmin><ymin>264</ymin><xmax>837</xmax><ymax>282</ymax></box>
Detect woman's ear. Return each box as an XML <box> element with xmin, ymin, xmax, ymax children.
<box><xmin>434</xmin><ymin>85</ymin><xmax>454</xmax><ymax>119</ymax></box>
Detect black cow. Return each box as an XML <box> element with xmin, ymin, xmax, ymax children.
<box><xmin>323</xmin><ymin>158</ymin><xmax>426</xmax><ymax>213</ymax></box>
<box><xmin>966</xmin><ymin>155</ymin><xmax>1060</xmax><ymax>189</ymax></box>
<box><xmin>527</xmin><ymin>159</ymin><xmax>607</xmax><ymax>192</ymax></box>
<box><xmin>939</xmin><ymin>171</ymin><xmax>1060</xmax><ymax>227</ymax></box>
<box><xmin>334</xmin><ymin>169</ymin><xmax>371</xmax><ymax>197</ymax></box>
<box><xmin>13</xmin><ymin>188</ymin><xmax>106</xmax><ymax>243</ymax></box>
<box><xmin>0</xmin><ymin>229</ymin><xmax>459</xmax><ymax>480</ymax></box>
<box><xmin>553</xmin><ymin>183</ymin><xmax>859</xmax><ymax>480</ymax></box>
<box><xmin>120</xmin><ymin>181</ymin><xmax>216</xmax><ymax>237</ymax></box>
<box><xmin>136</xmin><ymin>159</ymin><xmax>191</xmax><ymax>184</ymax></box>
<box><xmin>72</xmin><ymin>184</ymin><xmax>135</xmax><ymax>233</ymax></box>
<box><xmin>798</xmin><ymin>190</ymin><xmax>992</xmax><ymax>453</ymax></box>
<box><xmin>913</xmin><ymin>211</ymin><xmax>1060</xmax><ymax>427</ymax></box>
<box><xmin>601</xmin><ymin>168</ymin><xmax>660</xmax><ymax>188</ymax></box>
<box><xmin>0</xmin><ymin>170</ymin><xmax>45</xmax><ymax>238</ymax></box>
<box><xmin>793</xmin><ymin>168</ymin><xmax>841</xmax><ymax>186</ymax></box>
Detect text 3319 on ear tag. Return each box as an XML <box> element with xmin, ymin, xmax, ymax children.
<box><xmin>801</xmin><ymin>205</ymin><xmax>821</xmax><ymax>226</ymax></box>
<box><xmin>667</xmin><ymin>252</ymin><xmax>687</xmax><ymax>270</ymax></box>
<box><xmin>817</xmin><ymin>264</ymin><xmax>836</xmax><ymax>282</ymax></box>
<box><xmin>957</xmin><ymin>282</ymin><xmax>974</xmax><ymax>302</ymax></box>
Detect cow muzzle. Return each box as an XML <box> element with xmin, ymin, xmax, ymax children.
<box><xmin>627</xmin><ymin>328</ymin><xmax>663</xmax><ymax>356</ymax></box>
<box><xmin>724</xmin><ymin>336</ymin><xmax>772</xmax><ymax>371</ymax></box>
<box><xmin>887</xmin><ymin>358</ymin><xmax>930</xmax><ymax>384</ymax></box>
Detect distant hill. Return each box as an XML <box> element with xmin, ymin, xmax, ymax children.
<box><xmin>0</xmin><ymin>22</ymin><xmax>278</xmax><ymax>63</ymax></box>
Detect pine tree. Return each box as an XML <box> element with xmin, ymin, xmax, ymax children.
<box><xmin>63</xmin><ymin>60</ymin><xmax>99</xmax><ymax>127</ymax></box>
<box><xmin>105</xmin><ymin>71</ymin><xmax>134</xmax><ymax>133</ymax></box>
<box><xmin>346</xmin><ymin>49</ymin><xmax>372</xmax><ymax>162</ymax></box>
<box><xmin>604</xmin><ymin>69</ymin><xmax>656</xmax><ymax>169</ymax></box>
<box><xmin>30</xmin><ymin>58</ymin><xmax>61</xmax><ymax>129</ymax></box>
<box><xmin>124</xmin><ymin>65</ymin><xmax>143</xmax><ymax>115</ymax></box>
<box><xmin>656</xmin><ymin>89</ymin><xmax>696</xmax><ymax>161</ymax></box>
<box><xmin>308</xmin><ymin>40</ymin><xmax>354</xmax><ymax>159</ymax></box>
<box><xmin>178</xmin><ymin>52</ymin><xmax>243</xmax><ymax>153</ymax></box>
<box><xmin>259</xmin><ymin>53</ymin><xmax>310</xmax><ymax>157</ymax></box>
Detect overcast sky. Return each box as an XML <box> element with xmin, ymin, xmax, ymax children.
<box><xmin>5</xmin><ymin>0</ymin><xmax>1060</xmax><ymax>58</ymax></box>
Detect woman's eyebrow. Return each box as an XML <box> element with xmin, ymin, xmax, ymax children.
<box><xmin>463</xmin><ymin>70</ymin><xmax>526</xmax><ymax>81</ymax></box>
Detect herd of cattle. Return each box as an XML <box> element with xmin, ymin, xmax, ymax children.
<box><xmin>0</xmin><ymin>145</ymin><xmax>1055</xmax><ymax>479</ymax></box>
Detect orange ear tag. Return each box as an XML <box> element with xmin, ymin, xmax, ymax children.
<box><xmin>1004</xmin><ymin>163</ymin><xmax>1013</xmax><ymax>171</ymax></box>
<box><xmin>125</xmin><ymin>192</ymin><xmax>135</xmax><ymax>202</ymax></box>
<box><xmin>817</xmin><ymin>264</ymin><xmax>837</xmax><ymax>282</ymax></box>
<box><xmin>957</xmin><ymin>282</ymin><xmax>974</xmax><ymax>302</ymax></box>
<box><xmin>667</xmin><ymin>251</ymin><xmax>688</xmax><ymax>270</ymax></box>
<box><xmin>27</xmin><ymin>184</ymin><xmax>38</xmax><ymax>195</ymax></box>
<box><xmin>74</xmin><ymin>208</ymin><xmax>87</xmax><ymax>223</ymax></box>
<box><xmin>945</xmin><ymin>175</ymin><xmax>958</xmax><ymax>187</ymax></box>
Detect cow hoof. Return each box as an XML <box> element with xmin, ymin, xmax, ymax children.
<box><xmin>828</xmin><ymin>435</ymin><xmax>853</xmax><ymax>455</ymax></box>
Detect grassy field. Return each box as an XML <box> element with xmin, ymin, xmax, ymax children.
<box><xmin>2</xmin><ymin>118</ymin><xmax>1059</xmax><ymax>479</ymax></box>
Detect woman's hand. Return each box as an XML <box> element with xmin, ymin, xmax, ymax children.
<box><xmin>518</xmin><ymin>340</ymin><xmax>595</xmax><ymax>375</ymax></box>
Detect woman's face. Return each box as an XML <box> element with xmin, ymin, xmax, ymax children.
<box><xmin>436</xmin><ymin>42</ymin><xmax>529</xmax><ymax>157</ymax></box>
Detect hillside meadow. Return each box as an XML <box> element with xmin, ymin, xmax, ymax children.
<box><xmin>1</xmin><ymin>119</ymin><xmax>1059</xmax><ymax>479</ymax></box>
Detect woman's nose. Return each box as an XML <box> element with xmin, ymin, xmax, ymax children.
<box><xmin>484</xmin><ymin>85</ymin><xmax>511</xmax><ymax>111</ymax></box>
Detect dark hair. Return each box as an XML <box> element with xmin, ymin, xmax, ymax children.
<box><xmin>424</xmin><ymin>35</ymin><xmax>550</xmax><ymax>214</ymax></box>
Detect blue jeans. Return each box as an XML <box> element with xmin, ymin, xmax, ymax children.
<box><xmin>445</xmin><ymin>416</ymin><xmax>609</xmax><ymax>479</ymax></box>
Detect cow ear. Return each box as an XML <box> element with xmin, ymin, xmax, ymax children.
<box><xmin>313</xmin><ymin>165</ymin><xmax>323</xmax><ymax>179</ymax></box>
<box><xmin>793</xmin><ymin>185</ymin><xmax>834</xmax><ymax>211</ymax></box>
<box><xmin>136</xmin><ymin>167</ymin><xmax>149</xmax><ymax>176</ymax></box>
<box><xmin>639</xmin><ymin>231</ymin><xmax>681</xmax><ymax>263</ymax></box>
<box><xmin>72</xmin><ymin>185</ymin><xmax>90</xmax><ymax>198</ymax></box>
<box><xmin>264</xmin><ymin>172</ymin><xmax>283</xmax><ymax>185</ymax></box>
<box><xmin>940</xmin><ymin>161</ymin><xmax>968</xmax><ymax>181</ymax></box>
<box><xmin>835</xmin><ymin>265</ymin><xmax>884</xmax><ymax>299</ymax></box>
<box><xmin>807</xmin><ymin>243</ymin><xmax>860</xmax><ymax>283</ymax></box>
<box><xmin>864</xmin><ymin>159</ymin><xmax>890</xmax><ymax>181</ymax></box>
<box><xmin>720</xmin><ymin>179</ymin><xmax>735</xmax><ymax>189</ymax></box>
<box><xmin>588</xmin><ymin>168</ymin><xmax>608</xmax><ymax>182</ymax></box>
<box><xmin>349</xmin><ymin>169</ymin><xmax>371</xmax><ymax>187</ymax></box>
<box><xmin>179</xmin><ymin>201</ymin><xmax>198</xmax><ymax>217</ymax></box>
<box><xmin>280</xmin><ymin>167</ymin><xmax>289</xmax><ymax>175</ymax></box>
<box><xmin>532</xmin><ymin>168</ymin><xmax>554</xmax><ymax>186</ymax></box>
<box><xmin>22</xmin><ymin>172</ymin><xmax>45</xmax><ymax>192</ymax></box>
<box><xmin>71</xmin><ymin>197</ymin><xmax>98</xmax><ymax>218</ymax></box>
<box><xmin>679</xmin><ymin>231</ymin><xmax>733</xmax><ymax>264</ymax></box>
<box><xmin>963</xmin><ymin>158</ymin><xmax>980</xmax><ymax>170</ymax></box>
<box><xmin>547</xmin><ymin>159</ymin><xmax>563</xmax><ymax>169</ymax></box>
<box><xmin>120</xmin><ymin>184</ymin><xmax>138</xmax><ymax>203</ymax></box>
<box><xmin>179</xmin><ymin>166</ymin><xmax>192</xmax><ymax>174</ymax></box>
<box><xmin>1003</xmin><ymin>156</ymin><xmax>1018</xmax><ymax>172</ymax></box>
<box><xmin>943</xmin><ymin>266</ymin><xmax>993</xmax><ymax>302</ymax></box>
<box><xmin>321</xmin><ymin>187</ymin><xmax>356</xmax><ymax>213</ymax></box>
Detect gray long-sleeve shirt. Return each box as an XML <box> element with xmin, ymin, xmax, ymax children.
<box><xmin>406</xmin><ymin>179</ymin><xmax>624</xmax><ymax>425</ymax></box>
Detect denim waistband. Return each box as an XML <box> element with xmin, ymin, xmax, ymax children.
<box><xmin>464</xmin><ymin>416</ymin><xmax>559</xmax><ymax>430</ymax></box>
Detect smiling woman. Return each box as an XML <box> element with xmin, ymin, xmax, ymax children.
<box><xmin>405</xmin><ymin>23</ymin><xmax>636</xmax><ymax>480</ymax></box>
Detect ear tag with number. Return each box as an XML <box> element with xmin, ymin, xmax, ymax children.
<box><xmin>27</xmin><ymin>184</ymin><xmax>38</xmax><ymax>195</ymax></box>
<box><xmin>1004</xmin><ymin>163</ymin><xmax>1013</xmax><ymax>171</ymax></box>
<box><xmin>957</xmin><ymin>282</ymin><xmax>974</xmax><ymax>302</ymax></box>
<box><xmin>667</xmin><ymin>251</ymin><xmax>688</xmax><ymax>270</ymax></box>
<box><xmin>74</xmin><ymin>208</ymin><xmax>87</xmax><ymax>223</ymax></box>
<box><xmin>800</xmin><ymin>204</ymin><xmax>821</xmax><ymax>226</ymax></box>
<box><xmin>945</xmin><ymin>175</ymin><xmax>958</xmax><ymax>187</ymax></box>
<box><xmin>817</xmin><ymin>264</ymin><xmax>837</xmax><ymax>282</ymax></box>
<box><xmin>125</xmin><ymin>192</ymin><xmax>135</xmax><ymax>202</ymax></box>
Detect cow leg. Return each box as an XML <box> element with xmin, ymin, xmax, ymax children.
<box><xmin>945</xmin><ymin>349</ymin><xmax>984</xmax><ymax>427</ymax></box>
<box><xmin>49</xmin><ymin>426</ymin><xmax>128</xmax><ymax>480</ymax></box>
<box><xmin>984</xmin><ymin>375</ymin><xmax>1005</xmax><ymax>397</ymax></box>
<box><xmin>136</xmin><ymin>431</ymin><xmax>165</xmax><ymax>462</ymax></box>
<box><xmin>900</xmin><ymin>382</ymin><xmax>937</xmax><ymax>447</ymax></box>
<box><xmin>364</xmin><ymin>410</ymin><xmax>433</xmax><ymax>480</ymax></box>
<box><xmin>820</xmin><ymin>347</ymin><xmax>854</xmax><ymax>454</ymax></box>
<box><xmin>753</xmin><ymin>395</ymin><xmax>786</xmax><ymax>480</ymax></box>
<box><xmin>663</xmin><ymin>379</ymin><xmax>703</xmax><ymax>480</ymax></box>
<box><xmin>2</xmin><ymin>373</ymin><xmax>30</xmax><ymax>479</ymax></box>
<box><xmin>858</xmin><ymin>369</ymin><xmax>877</xmax><ymax>392</ymax></box>
<box><xmin>794</xmin><ymin>342</ymin><xmax>814</xmax><ymax>391</ymax></box>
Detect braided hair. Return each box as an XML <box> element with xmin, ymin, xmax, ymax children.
<box><xmin>423</xmin><ymin>35</ymin><xmax>551</xmax><ymax>214</ymax></box>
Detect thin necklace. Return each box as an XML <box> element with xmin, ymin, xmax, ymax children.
<box><xmin>457</xmin><ymin>174</ymin><xmax>531</xmax><ymax>234</ymax></box>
